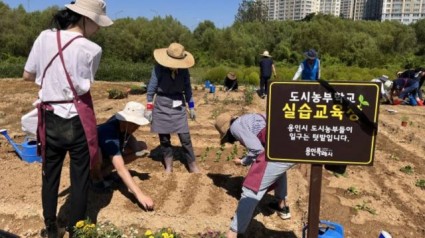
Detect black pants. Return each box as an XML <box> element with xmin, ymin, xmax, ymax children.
<box><xmin>42</xmin><ymin>111</ymin><xmax>90</xmax><ymax>230</ymax></box>
<box><xmin>159</xmin><ymin>133</ymin><xmax>196</xmax><ymax>163</ymax></box>
<box><xmin>260</xmin><ymin>76</ymin><xmax>271</xmax><ymax>95</ymax></box>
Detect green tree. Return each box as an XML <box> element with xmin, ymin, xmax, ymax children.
<box><xmin>235</xmin><ymin>0</ymin><xmax>268</xmax><ymax>23</ymax></box>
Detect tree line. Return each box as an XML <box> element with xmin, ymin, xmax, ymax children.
<box><xmin>1</xmin><ymin>2</ymin><xmax>425</xmax><ymax>82</ymax></box>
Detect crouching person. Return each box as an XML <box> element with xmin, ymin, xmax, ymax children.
<box><xmin>214</xmin><ymin>113</ymin><xmax>295</xmax><ymax>238</ymax></box>
<box><xmin>91</xmin><ymin>101</ymin><xmax>154</xmax><ymax>210</ymax></box>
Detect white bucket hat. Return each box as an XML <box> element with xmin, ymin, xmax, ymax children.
<box><xmin>115</xmin><ymin>101</ymin><xmax>149</xmax><ymax>126</ymax></box>
<box><xmin>153</xmin><ymin>42</ymin><xmax>195</xmax><ymax>69</ymax></box>
<box><xmin>66</xmin><ymin>0</ymin><xmax>113</xmax><ymax>27</ymax></box>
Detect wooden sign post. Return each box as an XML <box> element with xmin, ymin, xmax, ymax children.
<box><xmin>266</xmin><ymin>81</ymin><xmax>380</xmax><ymax>238</ymax></box>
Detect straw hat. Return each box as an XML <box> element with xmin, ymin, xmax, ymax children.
<box><xmin>215</xmin><ymin>113</ymin><xmax>234</xmax><ymax>144</ymax></box>
<box><xmin>115</xmin><ymin>101</ymin><xmax>149</xmax><ymax>126</ymax></box>
<box><xmin>227</xmin><ymin>72</ymin><xmax>237</xmax><ymax>80</ymax></box>
<box><xmin>66</xmin><ymin>0</ymin><xmax>113</xmax><ymax>27</ymax></box>
<box><xmin>153</xmin><ymin>43</ymin><xmax>195</xmax><ymax>69</ymax></box>
<box><xmin>260</xmin><ymin>50</ymin><xmax>271</xmax><ymax>57</ymax></box>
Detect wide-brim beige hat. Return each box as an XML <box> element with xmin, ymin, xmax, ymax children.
<box><xmin>260</xmin><ymin>50</ymin><xmax>271</xmax><ymax>57</ymax></box>
<box><xmin>115</xmin><ymin>101</ymin><xmax>149</xmax><ymax>126</ymax></box>
<box><xmin>215</xmin><ymin>113</ymin><xmax>233</xmax><ymax>144</ymax></box>
<box><xmin>66</xmin><ymin>0</ymin><xmax>113</xmax><ymax>27</ymax></box>
<box><xmin>227</xmin><ymin>72</ymin><xmax>237</xmax><ymax>80</ymax></box>
<box><xmin>154</xmin><ymin>42</ymin><xmax>195</xmax><ymax>69</ymax></box>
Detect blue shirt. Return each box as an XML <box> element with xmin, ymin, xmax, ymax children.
<box><xmin>97</xmin><ymin>116</ymin><xmax>126</xmax><ymax>160</ymax></box>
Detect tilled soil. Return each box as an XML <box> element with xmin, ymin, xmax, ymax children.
<box><xmin>0</xmin><ymin>79</ymin><xmax>424</xmax><ymax>238</ymax></box>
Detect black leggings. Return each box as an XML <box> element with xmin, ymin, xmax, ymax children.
<box><xmin>42</xmin><ymin>111</ymin><xmax>90</xmax><ymax>229</ymax></box>
<box><xmin>159</xmin><ymin>133</ymin><xmax>196</xmax><ymax>163</ymax></box>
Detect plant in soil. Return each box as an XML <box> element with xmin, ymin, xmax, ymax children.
<box><xmin>415</xmin><ymin>179</ymin><xmax>425</xmax><ymax>189</ymax></box>
<box><xmin>143</xmin><ymin>228</ymin><xmax>181</xmax><ymax>238</ymax></box>
<box><xmin>200</xmin><ymin>146</ymin><xmax>211</xmax><ymax>163</ymax></box>
<box><xmin>346</xmin><ymin>186</ymin><xmax>360</xmax><ymax>196</ymax></box>
<box><xmin>355</xmin><ymin>201</ymin><xmax>377</xmax><ymax>215</ymax></box>
<box><xmin>107</xmin><ymin>88</ymin><xmax>128</xmax><ymax>99</ymax></box>
<box><xmin>400</xmin><ymin>165</ymin><xmax>414</xmax><ymax>175</ymax></box>
<box><xmin>215</xmin><ymin>144</ymin><xmax>225</xmax><ymax>162</ymax></box>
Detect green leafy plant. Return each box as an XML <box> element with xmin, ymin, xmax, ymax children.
<box><xmin>355</xmin><ymin>201</ymin><xmax>376</xmax><ymax>215</ymax></box>
<box><xmin>346</xmin><ymin>186</ymin><xmax>360</xmax><ymax>195</ymax></box>
<box><xmin>107</xmin><ymin>89</ymin><xmax>128</xmax><ymax>99</ymax></box>
<box><xmin>215</xmin><ymin>144</ymin><xmax>225</xmax><ymax>162</ymax></box>
<box><xmin>243</xmin><ymin>86</ymin><xmax>255</xmax><ymax>105</ymax></box>
<box><xmin>415</xmin><ymin>179</ymin><xmax>425</xmax><ymax>189</ymax></box>
<box><xmin>142</xmin><ymin>228</ymin><xmax>180</xmax><ymax>238</ymax></box>
<box><xmin>200</xmin><ymin>146</ymin><xmax>211</xmax><ymax>163</ymax></box>
<box><xmin>227</xmin><ymin>144</ymin><xmax>239</xmax><ymax>161</ymax></box>
<box><xmin>400</xmin><ymin>165</ymin><xmax>414</xmax><ymax>175</ymax></box>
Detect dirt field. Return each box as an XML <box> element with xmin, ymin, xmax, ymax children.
<box><xmin>0</xmin><ymin>79</ymin><xmax>424</xmax><ymax>238</ymax></box>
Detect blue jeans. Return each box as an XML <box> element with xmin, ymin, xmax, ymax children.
<box><xmin>230</xmin><ymin>162</ymin><xmax>295</xmax><ymax>233</ymax></box>
<box><xmin>399</xmin><ymin>80</ymin><xmax>419</xmax><ymax>99</ymax></box>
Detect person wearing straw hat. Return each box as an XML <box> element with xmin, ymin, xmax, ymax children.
<box><xmin>224</xmin><ymin>72</ymin><xmax>239</xmax><ymax>91</ymax></box>
<box><xmin>91</xmin><ymin>101</ymin><xmax>154</xmax><ymax>210</ymax></box>
<box><xmin>259</xmin><ymin>50</ymin><xmax>277</xmax><ymax>98</ymax></box>
<box><xmin>292</xmin><ymin>49</ymin><xmax>321</xmax><ymax>81</ymax></box>
<box><xmin>145</xmin><ymin>42</ymin><xmax>200</xmax><ymax>173</ymax></box>
<box><xmin>214</xmin><ymin>113</ymin><xmax>295</xmax><ymax>238</ymax></box>
<box><xmin>22</xmin><ymin>0</ymin><xmax>113</xmax><ymax>236</ymax></box>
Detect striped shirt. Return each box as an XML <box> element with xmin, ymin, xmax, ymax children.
<box><xmin>230</xmin><ymin>113</ymin><xmax>266</xmax><ymax>165</ymax></box>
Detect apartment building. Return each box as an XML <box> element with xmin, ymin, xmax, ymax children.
<box><xmin>381</xmin><ymin>0</ymin><xmax>425</xmax><ymax>24</ymax></box>
<box><xmin>260</xmin><ymin>0</ymin><xmax>321</xmax><ymax>20</ymax></box>
<box><xmin>260</xmin><ymin>0</ymin><xmax>424</xmax><ymax>23</ymax></box>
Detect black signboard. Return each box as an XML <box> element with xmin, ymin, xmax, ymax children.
<box><xmin>266</xmin><ymin>81</ymin><xmax>380</xmax><ymax>165</ymax></box>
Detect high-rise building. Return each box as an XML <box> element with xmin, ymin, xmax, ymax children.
<box><xmin>340</xmin><ymin>0</ymin><xmax>355</xmax><ymax>19</ymax></box>
<box><xmin>260</xmin><ymin>0</ymin><xmax>321</xmax><ymax>21</ymax></box>
<box><xmin>320</xmin><ymin>0</ymin><xmax>341</xmax><ymax>16</ymax></box>
<box><xmin>260</xmin><ymin>0</ymin><xmax>425</xmax><ymax>23</ymax></box>
<box><xmin>381</xmin><ymin>0</ymin><xmax>425</xmax><ymax>24</ymax></box>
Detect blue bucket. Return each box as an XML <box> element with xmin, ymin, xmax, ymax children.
<box><xmin>303</xmin><ymin>220</ymin><xmax>344</xmax><ymax>238</ymax></box>
<box><xmin>204</xmin><ymin>80</ymin><xmax>211</xmax><ymax>89</ymax></box>
<box><xmin>209</xmin><ymin>84</ymin><xmax>216</xmax><ymax>93</ymax></box>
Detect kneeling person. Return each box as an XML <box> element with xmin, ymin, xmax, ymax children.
<box><xmin>92</xmin><ymin>101</ymin><xmax>154</xmax><ymax>210</ymax></box>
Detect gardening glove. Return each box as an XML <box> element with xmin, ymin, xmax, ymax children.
<box><xmin>145</xmin><ymin>102</ymin><xmax>153</xmax><ymax>123</ymax></box>
<box><xmin>189</xmin><ymin>108</ymin><xmax>196</xmax><ymax>120</ymax></box>
<box><xmin>188</xmin><ymin>101</ymin><xmax>196</xmax><ymax>120</ymax></box>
